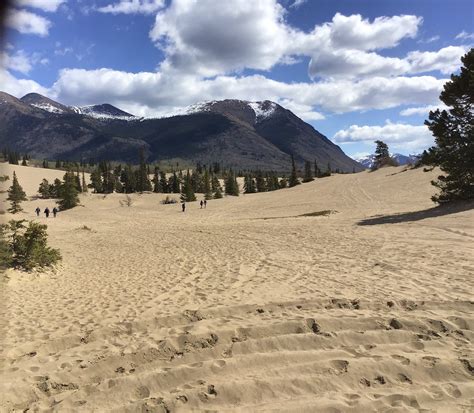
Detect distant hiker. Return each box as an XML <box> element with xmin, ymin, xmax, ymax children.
<box><xmin>204</xmin><ymin>200</ymin><xmax>207</xmax><ymax>208</ymax></box>
<box><xmin>182</xmin><ymin>202</ymin><xmax>186</xmax><ymax>213</ymax></box>
<box><xmin>35</xmin><ymin>207</ymin><xmax>41</xmax><ymax>217</ymax></box>
<box><xmin>44</xmin><ymin>207</ymin><xmax>50</xmax><ymax>218</ymax></box>
<box><xmin>200</xmin><ymin>200</ymin><xmax>204</xmax><ymax>209</ymax></box>
<box><xmin>52</xmin><ymin>207</ymin><xmax>58</xmax><ymax>218</ymax></box>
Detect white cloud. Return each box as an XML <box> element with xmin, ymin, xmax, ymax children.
<box><xmin>456</xmin><ymin>31</ymin><xmax>474</xmax><ymax>41</ymax></box>
<box><xmin>0</xmin><ymin>69</ymin><xmax>49</xmax><ymax>97</ymax></box>
<box><xmin>2</xmin><ymin>50</ymin><xmax>49</xmax><ymax>74</ymax></box>
<box><xmin>150</xmin><ymin>0</ymin><xmax>291</xmax><ymax>76</ymax></box>
<box><xmin>400</xmin><ymin>104</ymin><xmax>449</xmax><ymax>117</ymax></box>
<box><xmin>6</xmin><ymin>8</ymin><xmax>51</xmax><ymax>36</ymax></box>
<box><xmin>333</xmin><ymin>120</ymin><xmax>434</xmax><ymax>152</ymax></box>
<box><xmin>289</xmin><ymin>0</ymin><xmax>307</xmax><ymax>8</ymax></box>
<box><xmin>98</xmin><ymin>0</ymin><xmax>165</xmax><ymax>15</ymax></box>
<box><xmin>417</xmin><ymin>35</ymin><xmax>440</xmax><ymax>44</ymax></box>
<box><xmin>16</xmin><ymin>0</ymin><xmax>66</xmax><ymax>12</ymax></box>
<box><xmin>407</xmin><ymin>46</ymin><xmax>467</xmax><ymax>74</ymax></box>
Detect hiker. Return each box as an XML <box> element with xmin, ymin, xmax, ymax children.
<box><xmin>200</xmin><ymin>200</ymin><xmax>204</xmax><ymax>209</ymax></box>
<box><xmin>35</xmin><ymin>207</ymin><xmax>41</xmax><ymax>217</ymax></box>
<box><xmin>182</xmin><ymin>202</ymin><xmax>186</xmax><ymax>212</ymax></box>
<box><xmin>44</xmin><ymin>207</ymin><xmax>50</xmax><ymax>218</ymax></box>
<box><xmin>204</xmin><ymin>199</ymin><xmax>207</xmax><ymax>208</ymax></box>
<box><xmin>52</xmin><ymin>207</ymin><xmax>58</xmax><ymax>218</ymax></box>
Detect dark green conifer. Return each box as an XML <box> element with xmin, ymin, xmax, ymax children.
<box><xmin>57</xmin><ymin>171</ymin><xmax>79</xmax><ymax>210</ymax></box>
<box><xmin>288</xmin><ymin>155</ymin><xmax>300</xmax><ymax>187</ymax></box>
<box><xmin>38</xmin><ymin>179</ymin><xmax>51</xmax><ymax>199</ymax></box>
<box><xmin>7</xmin><ymin>172</ymin><xmax>27</xmax><ymax>213</ymax></box>
<box><xmin>180</xmin><ymin>170</ymin><xmax>196</xmax><ymax>202</ymax></box>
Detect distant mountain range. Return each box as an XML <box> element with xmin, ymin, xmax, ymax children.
<box><xmin>0</xmin><ymin>92</ymin><xmax>363</xmax><ymax>172</ymax></box>
<box><xmin>354</xmin><ymin>153</ymin><xmax>420</xmax><ymax>169</ymax></box>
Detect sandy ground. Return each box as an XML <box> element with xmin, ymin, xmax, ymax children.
<box><xmin>0</xmin><ymin>163</ymin><xmax>473</xmax><ymax>412</ymax></box>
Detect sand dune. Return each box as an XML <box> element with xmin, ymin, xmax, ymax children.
<box><xmin>1</xmin><ymin>164</ymin><xmax>473</xmax><ymax>412</ymax></box>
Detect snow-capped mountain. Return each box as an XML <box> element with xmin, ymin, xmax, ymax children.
<box><xmin>71</xmin><ymin>104</ymin><xmax>136</xmax><ymax>121</ymax></box>
<box><xmin>354</xmin><ymin>153</ymin><xmax>420</xmax><ymax>169</ymax></box>
<box><xmin>1</xmin><ymin>91</ymin><xmax>363</xmax><ymax>172</ymax></box>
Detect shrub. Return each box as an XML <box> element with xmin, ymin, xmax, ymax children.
<box><xmin>161</xmin><ymin>195</ymin><xmax>178</xmax><ymax>204</ymax></box>
<box><xmin>1</xmin><ymin>220</ymin><xmax>61</xmax><ymax>271</ymax></box>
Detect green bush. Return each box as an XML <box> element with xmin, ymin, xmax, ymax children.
<box><xmin>1</xmin><ymin>220</ymin><xmax>61</xmax><ymax>271</ymax></box>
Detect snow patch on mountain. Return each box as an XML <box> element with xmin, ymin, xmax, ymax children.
<box><xmin>31</xmin><ymin>103</ymin><xmax>65</xmax><ymax>114</ymax></box>
<box><xmin>354</xmin><ymin>153</ymin><xmax>420</xmax><ymax>169</ymax></box>
<box><xmin>248</xmin><ymin>101</ymin><xmax>277</xmax><ymax>120</ymax></box>
<box><xmin>72</xmin><ymin>104</ymin><xmax>137</xmax><ymax>121</ymax></box>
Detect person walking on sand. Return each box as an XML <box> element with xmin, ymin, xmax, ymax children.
<box><xmin>44</xmin><ymin>207</ymin><xmax>50</xmax><ymax>218</ymax></box>
<box><xmin>35</xmin><ymin>207</ymin><xmax>41</xmax><ymax>217</ymax></box>
<box><xmin>52</xmin><ymin>207</ymin><xmax>58</xmax><ymax>218</ymax></box>
<box><xmin>200</xmin><ymin>200</ymin><xmax>203</xmax><ymax>209</ymax></box>
<box><xmin>182</xmin><ymin>202</ymin><xmax>186</xmax><ymax>213</ymax></box>
<box><xmin>204</xmin><ymin>199</ymin><xmax>207</xmax><ymax>208</ymax></box>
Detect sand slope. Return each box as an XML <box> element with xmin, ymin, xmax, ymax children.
<box><xmin>1</xmin><ymin>164</ymin><xmax>473</xmax><ymax>412</ymax></box>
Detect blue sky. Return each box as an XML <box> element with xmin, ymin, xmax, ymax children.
<box><xmin>2</xmin><ymin>0</ymin><xmax>473</xmax><ymax>158</ymax></box>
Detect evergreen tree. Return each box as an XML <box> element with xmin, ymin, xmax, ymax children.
<box><xmin>58</xmin><ymin>171</ymin><xmax>79</xmax><ymax>210</ymax></box>
<box><xmin>7</xmin><ymin>172</ymin><xmax>27</xmax><ymax>213</ymax></box>
<box><xmin>170</xmin><ymin>172</ymin><xmax>181</xmax><ymax>193</ymax></box>
<box><xmin>314</xmin><ymin>159</ymin><xmax>320</xmax><ymax>178</ymax></box>
<box><xmin>203</xmin><ymin>169</ymin><xmax>213</xmax><ymax>200</ymax></box>
<box><xmin>372</xmin><ymin>140</ymin><xmax>391</xmax><ymax>170</ymax></box>
<box><xmin>51</xmin><ymin>178</ymin><xmax>62</xmax><ymax>198</ymax></box>
<box><xmin>244</xmin><ymin>174</ymin><xmax>257</xmax><ymax>193</ymax></box>
<box><xmin>211</xmin><ymin>174</ymin><xmax>223</xmax><ymax>198</ymax></box>
<box><xmin>160</xmin><ymin>171</ymin><xmax>169</xmax><ymax>193</ymax></box>
<box><xmin>255</xmin><ymin>172</ymin><xmax>266</xmax><ymax>192</ymax></box>
<box><xmin>288</xmin><ymin>155</ymin><xmax>300</xmax><ymax>187</ymax></box>
<box><xmin>180</xmin><ymin>170</ymin><xmax>196</xmax><ymax>202</ymax></box>
<box><xmin>266</xmin><ymin>174</ymin><xmax>279</xmax><ymax>191</ymax></box>
<box><xmin>82</xmin><ymin>170</ymin><xmax>88</xmax><ymax>193</ymax></box>
<box><xmin>136</xmin><ymin>148</ymin><xmax>152</xmax><ymax>192</ymax></box>
<box><xmin>55</xmin><ymin>159</ymin><xmax>61</xmax><ymax>168</ymax></box>
<box><xmin>423</xmin><ymin>49</ymin><xmax>474</xmax><ymax>203</ymax></box>
<box><xmin>21</xmin><ymin>155</ymin><xmax>27</xmax><ymax>166</ymax></box>
<box><xmin>225</xmin><ymin>170</ymin><xmax>239</xmax><ymax>196</ymax></box>
<box><xmin>90</xmin><ymin>168</ymin><xmax>103</xmax><ymax>193</ymax></box>
<box><xmin>152</xmin><ymin>167</ymin><xmax>162</xmax><ymax>193</ymax></box>
<box><xmin>38</xmin><ymin>179</ymin><xmax>51</xmax><ymax>199</ymax></box>
<box><xmin>279</xmin><ymin>176</ymin><xmax>288</xmax><ymax>188</ymax></box>
<box><xmin>303</xmin><ymin>160</ymin><xmax>314</xmax><ymax>182</ymax></box>
<box><xmin>42</xmin><ymin>159</ymin><xmax>49</xmax><ymax>169</ymax></box>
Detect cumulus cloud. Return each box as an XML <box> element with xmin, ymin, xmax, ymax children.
<box><xmin>16</xmin><ymin>0</ymin><xmax>66</xmax><ymax>12</ymax></box>
<box><xmin>333</xmin><ymin>120</ymin><xmax>434</xmax><ymax>152</ymax></box>
<box><xmin>0</xmin><ymin>69</ymin><xmax>49</xmax><ymax>96</ymax></box>
<box><xmin>98</xmin><ymin>0</ymin><xmax>165</xmax><ymax>15</ymax></box>
<box><xmin>150</xmin><ymin>0</ymin><xmax>292</xmax><ymax>76</ymax></box>
<box><xmin>400</xmin><ymin>104</ymin><xmax>449</xmax><ymax>117</ymax></box>
<box><xmin>407</xmin><ymin>46</ymin><xmax>468</xmax><ymax>74</ymax></box>
<box><xmin>6</xmin><ymin>8</ymin><xmax>51</xmax><ymax>36</ymax></box>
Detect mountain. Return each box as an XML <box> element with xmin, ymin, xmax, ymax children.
<box><xmin>0</xmin><ymin>92</ymin><xmax>363</xmax><ymax>172</ymax></box>
<box><xmin>354</xmin><ymin>153</ymin><xmax>420</xmax><ymax>169</ymax></box>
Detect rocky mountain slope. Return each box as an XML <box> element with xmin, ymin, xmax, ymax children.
<box><xmin>0</xmin><ymin>92</ymin><xmax>362</xmax><ymax>172</ymax></box>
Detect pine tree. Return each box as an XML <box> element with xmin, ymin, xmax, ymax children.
<box><xmin>255</xmin><ymin>172</ymin><xmax>266</xmax><ymax>192</ymax></box>
<box><xmin>160</xmin><ymin>171</ymin><xmax>169</xmax><ymax>193</ymax></box>
<box><xmin>55</xmin><ymin>159</ymin><xmax>61</xmax><ymax>168</ymax></box>
<box><xmin>288</xmin><ymin>155</ymin><xmax>300</xmax><ymax>187</ymax></box>
<box><xmin>7</xmin><ymin>172</ymin><xmax>27</xmax><ymax>213</ymax></box>
<box><xmin>203</xmin><ymin>169</ymin><xmax>213</xmax><ymax>200</ymax></box>
<box><xmin>90</xmin><ymin>168</ymin><xmax>103</xmax><ymax>193</ymax></box>
<box><xmin>21</xmin><ymin>155</ymin><xmax>27</xmax><ymax>166</ymax></box>
<box><xmin>180</xmin><ymin>170</ymin><xmax>196</xmax><ymax>202</ymax></box>
<box><xmin>225</xmin><ymin>170</ymin><xmax>239</xmax><ymax>196</ymax></box>
<box><xmin>303</xmin><ymin>160</ymin><xmax>314</xmax><ymax>182</ymax></box>
<box><xmin>82</xmin><ymin>170</ymin><xmax>88</xmax><ymax>193</ymax></box>
<box><xmin>136</xmin><ymin>148</ymin><xmax>152</xmax><ymax>192</ymax></box>
<box><xmin>244</xmin><ymin>174</ymin><xmax>257</xmax><ymax>194</ymax></box>
<box><xmin>279</xmin><ymin>176</ymin><xmax>288</xmax><ymax>188</ymax></box>
<box><xmin>58</xmin><ymin>171</ymin><xmax>79</xmax><ymax>210</ymax></box>
<box><xmin>42</xmin><ymin>159</ymin><xmax>49</xmax><ymax>169</ymax></box>
<box><xmin>423</xmin><ymin>49</ymin><xmax>474</xmax><ymax>203</ymax></box>
<box><xmin>211</xmin><ymin>174</ymin><xmax>223</xmax><ymax>198</ymax></box>
<box><xmin>372</xmin><ymin>140</ymin><xmax>391</xmax><ymax>170</ymax></box>
<box><xmin>152</xmin><ymin>167</ymin><xmax>162</xmax><ymax>193</ymax></box>
<box><xmin>314</xmin><ymin>159</ymin><xmax>320</xmax><ymax>178</ymax></box>
<box><xmin>38</xmin><ymin>179</ymin><xmax>51</xmax><ymax>199</ymax></box>
<box><xmin>170</xmin><ymin>172</ymin><xmax>181</xmax><ymax>193</ymax></box>
<box><xmin>51</xmin><ymin>178</ymin><xmax>62</xmax><ymax>198</ymax></box>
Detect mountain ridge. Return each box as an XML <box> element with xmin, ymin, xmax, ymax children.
<box><xmin>0</xmin><ymin>91</ymin><xmax>363</xmax><ymax>172</ymax></box>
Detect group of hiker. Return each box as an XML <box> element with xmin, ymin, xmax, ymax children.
<box><xmin>181</xmin><ymin>199</ymin><xmax>207</xmax><ymax>212</ymax></box>
<box><xmin>35</xmin><ymin>206</ymin><xmax>58</xmax><ymax>218</ymax></box>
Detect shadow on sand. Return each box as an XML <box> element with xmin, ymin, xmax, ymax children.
<box><xmin>358</xmin><ymin>201</ymin><xmax>474</xmax><ymax>226</ymax></box>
